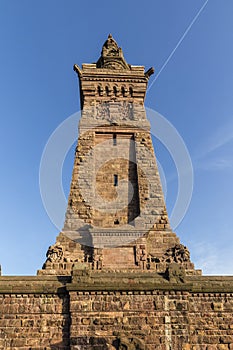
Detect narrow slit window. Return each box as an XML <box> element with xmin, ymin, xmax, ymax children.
<box><xmin>98</xmin><ymin>85</ymin><xmax>103</xmax><ymax>96</ymax></box>
<box><xmin>113</xmin><ymin>134</ymin><xmax>117</xmax><ymax>146</ymax></box>
<box><xmin>114</xmin><ymin>174</ymin><xmax>118</xmax><ymax>186</ymax></box>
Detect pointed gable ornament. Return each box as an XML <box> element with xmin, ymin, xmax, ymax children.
<box><xmin>96</xmin><ymin>34</ymin><xmax>131</xmax><ymax>70</ymax></box>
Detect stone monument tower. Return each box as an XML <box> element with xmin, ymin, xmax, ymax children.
<box><xmin>39</xmin><ymin>34</ymin><xmax>196</xmax><ymax>276</ymax></box>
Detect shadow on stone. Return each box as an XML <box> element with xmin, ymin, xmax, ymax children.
<box><xmin>49</xmin><ymin>293</ymin><xmax>71</xmax><ymax>350</ymax></box>
<box><xmin>70</xmin><ymin>336</ymin><xmax>111</xmax><ymax>349</ymax></box>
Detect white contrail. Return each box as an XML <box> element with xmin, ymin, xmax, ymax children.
<box><xmin>148</xmin><ymin>0</ymin><xmax>209</xmax><ymax>93</ymax></box>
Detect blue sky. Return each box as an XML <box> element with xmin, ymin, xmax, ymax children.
<box><xmin>0</xmin><ymin>0</ymin><xmax>233</xmax><ymax>275</ymax></box>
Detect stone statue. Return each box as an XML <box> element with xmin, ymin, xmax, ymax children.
<box><xmin>46</xmin><ymin>244</ymin><xmax>63</xmax><ymax>263</ymax></box>
<box><xmin>164</xmin><ymin>244</ymin><xmax>190</xmax><ymax>264</ymax></box>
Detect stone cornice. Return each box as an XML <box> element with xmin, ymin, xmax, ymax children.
<box><xmin>1</xmin><ymin>274</ymin><xmax>233</xmax><ymax>294</ymax></box>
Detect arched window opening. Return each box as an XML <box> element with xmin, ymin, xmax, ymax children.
<box><xmin>113</xmin><ymin>86</ymin><xmax>117</xmax><ymax>96</ymax></box>
<box><xmin>98</xmin><ymin>85</ymin><xmax>103</xmax><ymax>96</ymax></box>
<box><xmin>105</xmin><ymin>86</ymin><xmax>110</xmax><ymax>96</ymax></box>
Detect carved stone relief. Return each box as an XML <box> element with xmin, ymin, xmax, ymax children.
<box><xmin>117</xmin><ymin>336</ymin><xmax>145</xmax><ymax>350</ymax></box>
<box><xmin>163</xmin><ymin>244</ymin><xmax>191</xmax><ymax>264</ymax></box>
<box><xmin>148</xmin><ymin>244</ymin><xmax>191</xmax><ymax>266</ymax></box>
<box><xmin>46</xmin><ymin>244</ymin><xmax>63</xmax><ymax>263</ymax></box>
<box><xmin>95</xmin><ymin>101</ymin><xmax>134</xmax><ymax>123</ymax></box>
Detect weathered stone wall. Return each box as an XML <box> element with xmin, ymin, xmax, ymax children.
<box><xmin>1</xmin><ymin>275</ymin><xmax>233</xmax><ymax>349</ymax></box>
<box><xmin>188</xmin><ymin>292</ymin><xmax>233</xmax><ymax>349</ymax></box>
<box><xmin>0</xmin><ymin>276</ymin><xmax>70</xmax><ymax>350</ymax></box>
<box><xmin>63</xmin><ymin>124</ymin><xmax>170</xmax><ymax>233</ymax></box>
<box><xmin>94</xmin><ymin>132</ymin><xmax>139</xmax><ymax>227</ymax></box>
<box><xmin>69</xmin><ymin>290</ymin><xmax>190</xmax><ymax>350</ymax></box>
<box><xmin>66</xmin><ymin>274</ymin><xmax>233</xmax><ymax>350</ymax></box>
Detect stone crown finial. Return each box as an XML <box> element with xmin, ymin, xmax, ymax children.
<box><xmin>102</xmin><ymin>34</ymin><xmax>119</xmax><ymax>53</ymax></box>
<box><xmin>96</xmin><ymin>34</ymin><xmax>130</xmax><ymax>70</ymax></box>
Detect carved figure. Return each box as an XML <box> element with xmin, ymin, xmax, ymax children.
<box><xmin>46</xmin><ymin>244</ymin><xmax>63</xmax><ymax>263</ymax></box>
<box><xmin>96</xmin><ymin>102</ymin><xmax>110</xmax><ymax>120</ymax></box>
<box><xmin>164</xmin><ymin>244</ymin><xmax>190</xmax><ymax>264</ymax></box>
<box><xmin>118</xmin><ymin>102</ymin><xmax>134</xmax><ymax>120</ymax></box>
<box><xmin>146</xmin><ymin>244</ymin><xmax>191</xmax><ymax>270</ymax></box>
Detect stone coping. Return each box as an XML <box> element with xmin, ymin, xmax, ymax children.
<box><xmin>0</xmin><ymin>275</ymin><xmax>71</xmax><ymax>294</ymax></box>
<box><xmin>0</xmin><ymin>276</ymin><xmax>71</xmax><ymax>281</ymax></box>
<box><xmin>0</xmin><ymin>274</ymin><xmax>233</xmax><ymax>294</ymax></box>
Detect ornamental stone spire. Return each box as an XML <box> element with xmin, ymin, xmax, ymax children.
<box><xmin>96</xmin><ymin>34</ymin><xmax>130</xmax><ymax>70</ymax></box>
